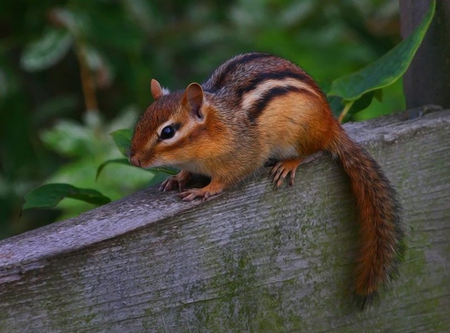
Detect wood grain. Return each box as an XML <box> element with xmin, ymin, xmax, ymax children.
<box><xmin>0</xmin><ymin>109</ymin><xmax>449</xmax><ymax>332</ymax></box>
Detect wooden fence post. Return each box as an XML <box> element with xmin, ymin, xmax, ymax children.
<box><xmin>400</xmin><ymin>0</ymin><xmax>450</xmax><ymax>109</ymax></box>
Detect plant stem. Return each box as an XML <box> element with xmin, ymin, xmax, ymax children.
<box><xmin>75</xmin><ymin>41</ymin><xmax>98</xmax><ymax>112</ymax></box>
<box><xmin>338</xmin><ymin>101</ymin><xmax>354</xmax><ymax>123</ymax></box>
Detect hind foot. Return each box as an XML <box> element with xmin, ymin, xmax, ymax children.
<box><xmin>269</xmin><ymin>157</ymin><xmax>303</xmax><ymax>188</ymax></box>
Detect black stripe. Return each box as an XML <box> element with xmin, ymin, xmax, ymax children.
<box><xmin>247</xmin><ymin>86</ymin><xmax>303</xmax><ymax>123</ymax></box>
<box><xmin>208</xmin><ymin>53</ymin><xmax>273</xmax><ymax>92</ymax></box>
<box><xmin>236</xmin><ymin>70</ymin><xmax>311</xmax><ymax>97</ymax></box>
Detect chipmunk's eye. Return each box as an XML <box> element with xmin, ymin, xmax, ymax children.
<box><xmin>160</xmin><ymin>125</ymin><xmax>176</xmax><ymax>140</ymax></box>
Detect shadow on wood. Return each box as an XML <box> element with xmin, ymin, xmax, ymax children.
<box><xmin>1</xmin><ymin>109</ymin><xmax>450</xmax><ymax>332</ymax></box>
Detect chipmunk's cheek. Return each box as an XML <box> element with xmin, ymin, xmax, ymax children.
<box><xmin>139</xmin><ymin>157</ymin><xmax>161</xmax><ymax>169</ymax></box>
<box><xmin>163</xmin><ymin>150</ymin><xmax>188</xmax><ymax>166</ymax></box>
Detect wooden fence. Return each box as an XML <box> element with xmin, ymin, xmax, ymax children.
<box><xmin>1</xmin><ymin>108</ymin><xmax>449</xmax><ymax>332</ymax></box>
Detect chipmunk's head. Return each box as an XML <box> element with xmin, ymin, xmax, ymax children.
<box><xmin>129</xmin><ymin>79</ymin><xmax>215</xmax><ymax>170</ymax></box>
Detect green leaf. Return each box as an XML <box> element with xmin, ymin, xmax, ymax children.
<box><xmin>327</xmin><ymin>95</ymin><xmax>344</xmax><ymax>118</ymax></box>
<box><xmin>49</xmin><ymin>8</ymin><xmax>88</xmax><ymax>36</ymax></box>
<box><xmin>96</xmin><ymin>158</ymin><xmax>178</xmax><ymax>181</ymax></box>
<box><xmin>23</xmin><ymin>183</ymin><xmax>111</xmax><ymax>210</ymax></box>
<box><xmin>346</xmin><ymin>90</ymin><xmax>375</xmax><ymax>120</ymax></box>
<box><xmin>32</xmin><ymin>94</ymin><xmax>79</xmax><ymax>126</ymax></box>
<box><xmin>151</xmin><ymin>167</ymin><xmax>179</xmax><ymax>175</ymax></box>
<box><xmin>20</xmin><ymin>29</ymin><xmax>73</xmax><ymax>72</ymax></box>
<box><xmin>40</xmin><ymin>117</ymin><xmax>95</xmax><ymax>157</ymax></box>
<box><xmin>96</xmin><ymin>158</ymin><xmax>130</xmax><ymax>181</ymax></box>
<box><xmin>110</xmin><ymin>129</ymin><xmax>133</xmax><ymax>157</ymax></box>
<box><xmin>327</xmin><ymin>0</ymin><xmax>435</xmax><ymax>102</ymax></box>
<box><xmin>374</xmin><ymin>88</ymin><xmax>383</xmax><ymax>103</ymax></box>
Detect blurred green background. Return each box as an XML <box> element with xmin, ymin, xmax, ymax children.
<box><xmin>0</xmin><ymin>0</ymin><xmax>405</xmax><ymax>239</ymax></box>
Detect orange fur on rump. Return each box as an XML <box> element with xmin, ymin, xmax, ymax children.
<box><xmin>257</xmin><ymin>91</ymin><xmax>334</xmax><ymax>157</ymax></box>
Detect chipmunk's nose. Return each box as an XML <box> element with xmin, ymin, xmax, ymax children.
<box><xmin>129</xmin><ymin>154</ymin><xmax>141</xmax><ymax>167</ymax></box>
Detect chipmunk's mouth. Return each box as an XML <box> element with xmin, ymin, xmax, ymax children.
<box><xmin>129</xmin><ymin>153</ymin><xmax>155</xmax><ymax>169</ymax></box>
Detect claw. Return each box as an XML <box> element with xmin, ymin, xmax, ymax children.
<box><xmin>178</xmin><ymin>181</ymin><xmax>224</xmax><ymax>202</ymax></box>
<box><xmin>289</xmin><ymin>168</ymin><xmax>297</xmax><ymax>186</ymax></box>
<box><xmin>179</xmin><ymin>189</ymin><xmax>212</xmax><ymax>201</ymax></box>
<box><xmin>269</xmin><ymin>162</ymin><xmax>282</xmax><ymax>179</ymax></box>
<box><xmin>180</xmin><ymin>192</ymin><xmax>196</xmax><ymax>201</ymax></box>
<box><xmin>160</xmin><ymin>177</ymin><xmax>175</xmax><ymax>191</ymax></box>
<box><xmin>160</xmin><ymin>170</ymin><xmax>191</xmax><ymax>192</ymax></box>
<box><xmin>269</xmin><ymin>158</ymin><xmax>302</xmax><ymax>188</ymax></box>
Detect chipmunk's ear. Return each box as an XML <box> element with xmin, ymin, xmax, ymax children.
<box><xmin>150</xmin><ymin>79</ymin><xmax>168</xmax><ymax>100</ymax></box>
<box><xmin>183</xmin><ymin>82</ymin><xmax>204</xmax><ymax>119</ymax></box>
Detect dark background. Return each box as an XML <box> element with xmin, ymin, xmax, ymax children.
<box><xmin>0</xmin><ymin>0</ymin><xmax>405</xmax><ymax>238</ymax></box>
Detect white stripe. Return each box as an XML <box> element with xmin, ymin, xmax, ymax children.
<box><xmin>154</xmin><ymin>119</ymin><xmax>197</xmax><ymax>147</ymax></box>
<box><xmin>142</xmin><ymin>119</ymin><xmax>175</xmax><ymax>151</ymax></box>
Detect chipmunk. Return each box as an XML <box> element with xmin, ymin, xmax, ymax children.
<box><xmin>129</xmin><ymin>52</ymin><xmax>404</xmax><ymax>304</ymax></box>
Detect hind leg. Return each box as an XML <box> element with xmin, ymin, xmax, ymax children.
<box><xmin>270</xmin><ymin>157</ymin><xmax>303</xmax><ymax>188</ymax></box>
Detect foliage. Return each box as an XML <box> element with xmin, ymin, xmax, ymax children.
<box><xmin>23</xmin><ymin>183</ymin><xmax>110</xmax><ymax>209</ymax></box>
<box><xmin>27</xmin><ymin>110</ymin><xmax>165</xmax><ymax>220</ymax></box>
<box><xmin>0</xmin><ymin>0</ymin><xmax>410</xmax><ymax>238</ymax></box>
<box><xmin>110</xmin><ymin>129</ymin><xmax>134</xmax><ymax>157</ymax></box>
<box><xmin>328</xmin><ymin>0</ymin><xmax>436</xmax><ymax>121</ymax></box>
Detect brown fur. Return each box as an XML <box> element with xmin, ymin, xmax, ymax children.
<box><xmin>130</xmin><ymin>52</ymin><xmax>404</xmax><ymax>302</ymax></box>
<box><xmin>326</xmin><ymin>127</ymin><xmax>404</xmax><ymax>300</ymax></box>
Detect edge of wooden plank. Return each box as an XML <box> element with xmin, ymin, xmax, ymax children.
<box><xmin>0</xmin><ymin>108</ymin><xmax>449</xmax><ymax>284</ymax></box>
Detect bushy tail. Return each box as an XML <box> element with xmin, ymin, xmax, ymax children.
<box><xmin>327</xmin><ymin>127</ymin><xmax>405</xmax><ymax>302</ymax></box>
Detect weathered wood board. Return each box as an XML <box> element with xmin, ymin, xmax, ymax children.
<box><xmin>0</xmin><ymin>109</ymin><xmax>449</xmax><ymax>332</ymax></box>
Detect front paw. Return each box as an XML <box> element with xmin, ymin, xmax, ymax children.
<box><xmin>178</xmin><ymin>181</ymin><xmax>224</xmax><ymax>202</ymax></box>
<box><xmin>178</xmin><ymin>188</ymin><xmax>213</xmax><ymax>202</ymax></box>
<box><xmin>159</xmin><ymin>170</ymin><xmax>191</xmax><ymax>192</ymax></box>
<box><xmin>160</xmin><ymin>176</ymin><xmax>179</xmax><ymax>192</ymax></box>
